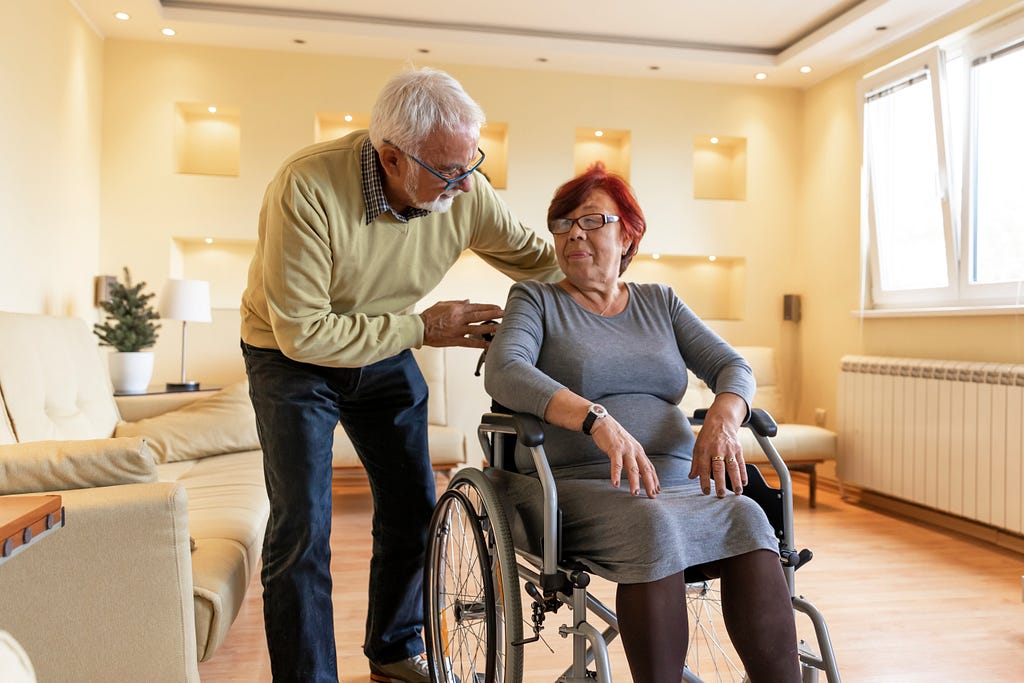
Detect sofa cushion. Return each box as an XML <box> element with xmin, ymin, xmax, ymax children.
<box><xmin>0</xmin><ymin>312</ymin><xmax>120</xmax><ymax>442</ymax></box>
<box><xmin>115</xmin><ymin>383</ymin><xmax>260</xmax><ymax>463</ymax></box>
<box><xmin>331</xmin><ymin>423</ymin><xmax>466</xmax><ymax>470</ymax></box>
<box><xmin>0</xmin><ymin>436</ymin><xmax>158</xmax><ymax>494</ymax></box>
<box><xmin>157</xmin><ymin>450</ymin><xmax>268</xmax><ymax>661</ymax></box>
<box><xmin>0</xmin><ymin>391</ymin><xmax>15</xmax><ymax>445</ymax></box>
<box><xmin>413</xmin><ymin>346</ymin><xmax>447</xmax><ymax>426</ymax></box>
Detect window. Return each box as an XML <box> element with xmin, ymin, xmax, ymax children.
<box><xmin>860</xmin><ymin>17</ymin><xmax>1024</xmax><ymax>311</ymax></box>
<box><xmin>962</xmin><ymin>28</ymin><xmax>1024</xmax><ymax>301</ymax></box>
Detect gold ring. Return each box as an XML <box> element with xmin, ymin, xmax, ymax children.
<box><xmin>711</xmin><ymin>455</ymin><xmax>725</xmax><ymax>462</ymax></box>
<box><xmin>726</xmin><ymin>457</ymin><xmax>737</xmax><ymax>464</ymax></box>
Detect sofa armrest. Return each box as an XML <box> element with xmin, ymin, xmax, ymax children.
<box><xmin>0</xmin><ymin>483</ymin><xmax>200</xmax><ymax>683</ymax></box>
<box><xmin>115</xmin><ymin>391</ymin><xmax>215</xmax><ymax>422</ymax></box>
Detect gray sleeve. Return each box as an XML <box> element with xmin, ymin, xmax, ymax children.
<box><xmin>484</xmin><ymin>283</ymin><xmax>565</xmax><ymax>418</ymax></box>
<box><xmin>667</xmin><ymin>288</ymin><xmax>755</xmax><ymax>411</ymax></box>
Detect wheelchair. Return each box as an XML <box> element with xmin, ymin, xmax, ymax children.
<box><xmin>424</xmin><ymin>407</ymin><xmax>841</xmax><ymax>683</ymax></box>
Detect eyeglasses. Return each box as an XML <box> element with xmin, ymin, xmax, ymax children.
<box><xmin>385</xmin><ymin>139</ymin><xmax>486</xmax><ymax>192</ymax></box>
<box><xmin>548</xmin><ymin>213</ymin><xmax>620</xmax><ymax>235</ymax></box>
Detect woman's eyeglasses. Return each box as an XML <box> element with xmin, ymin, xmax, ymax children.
<box><xmin>548</xmin><ymin>213</ymin><xmax>620</xmax><ymax>235</ymax></box>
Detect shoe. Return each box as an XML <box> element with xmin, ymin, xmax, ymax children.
<box><xmin>368</xmin><ymin>654</ymin><xmax>430</xmax><ymax>683</ymax></box>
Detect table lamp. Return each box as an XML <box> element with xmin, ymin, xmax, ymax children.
<box><xmin>159</xmin><ymin>279</ymin><xmax>212</xmax><ymax>391</ymax></box>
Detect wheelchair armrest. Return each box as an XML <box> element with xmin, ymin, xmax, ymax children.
<box><xmin>691</xmin><ymin>407</ymin><xmax>778</xmax><ymax>437</ymax></box>
<box><xmin>480</xmin><ymin>412</ymin><xmax>546</xmax><ymax>447</ymax></box>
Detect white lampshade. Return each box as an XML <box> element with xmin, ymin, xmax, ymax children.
<box><xmin>159</xmin><ymin>279</ymin><xmax>212</xmax><ymax>322</ymax></box>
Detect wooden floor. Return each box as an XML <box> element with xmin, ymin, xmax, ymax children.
<box><xmin>198</xmin><ymin>477</ymin><xmax>1024</xmax><ymax>682</ymax></box>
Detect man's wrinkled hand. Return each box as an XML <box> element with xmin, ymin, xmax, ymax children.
<box><xmin>420</xmin><ymin>300</ymin><xmax>504</xmax><ymax>349</ymax></box>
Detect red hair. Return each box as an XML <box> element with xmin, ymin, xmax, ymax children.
<box><xmin>547</xmin><ymin>162</ymin><xmax>646</xmax><ymax>274</ymax></box>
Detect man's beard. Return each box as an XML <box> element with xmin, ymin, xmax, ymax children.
<box><xmin>403</xmin><ymin>172</ymin><xmax>462</xmax><ymax>213</ymax></box>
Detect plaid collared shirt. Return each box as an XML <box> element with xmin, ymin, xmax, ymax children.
<box><xmin>360</xmin><ymin>138</ymin><xmax>431</xmax><ymax>225</ymax></box>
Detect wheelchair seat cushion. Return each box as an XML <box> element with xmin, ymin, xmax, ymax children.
<box><xmin>486</xmin><ymin>459</ymin><xmax>778</xmax><ymax>584</ymax></box>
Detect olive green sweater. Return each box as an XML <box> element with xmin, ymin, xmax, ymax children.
<box><xmin>241</xmin><ymin>131</ymin><xmax>561</xmax><ymax>367</ymax></box>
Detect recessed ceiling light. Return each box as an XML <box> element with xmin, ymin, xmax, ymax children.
<box><xmin>114</xmin><ymin>11</ymin><xmax>130</xmax><ymax>21</ymax></box>
<box><xmin>208</xmin><ymin>106</ymin><xmax>217</xmax><ymax>113</ymax></box>
<box><xmin>755</xmin><ymin>72</ymin><xmax>767</xmax><ymax>80</ymax></box>
<box><xmin>710</xmin><ymin>136</ymin><xmax>719</xmax><ymax>144</ymax></box>
<box><xmin>162</xmin><ymin>28</ymin><xmax>176</xmax><ymax>36</ymax></box>
<box><xmin>204</xmin><ymin>237</ymin><xmax>214</xmax><ymax>244</ymax></box>
<box><xmin>594</xmin><ymin>130</ymin><xmax>604</xmax><ymax>137</ymax></box>
<box><xmin>708</xmin><ymin>255</ymin><xmax>717</xmax><ymax>262</ymax></box>
<box><xmin>651</xmin><ymin>253</ymin><xmax>661</xmax><ymax>260</ymax></box>
<box><xmin>800</xmin><ymin>65</ymin><xmax>813</xmax><ymax>74</ymax></box>
<box><xmin>344</xmin><ymin>115</ymin><xmax>353</xmax><ymax>122</ymax></box>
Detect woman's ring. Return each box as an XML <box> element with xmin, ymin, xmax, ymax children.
<box><xmin>711</xmin><ymin>455</ymin><xmax>725</xmax><ymax>462</ymax></box>
<box><xmin>727</xmin><ymin>457</ymin><xmax>737</xmax><ymax>464</ymax></box>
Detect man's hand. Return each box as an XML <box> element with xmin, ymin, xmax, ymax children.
<box><xmin>420</xmin><ymin>300</ymin><xmax>504</xmax><ymax>349</ymax></box>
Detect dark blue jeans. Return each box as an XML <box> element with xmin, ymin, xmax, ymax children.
<box><xmin>242</xmin><ymin>342</ymin><xmax>436</xmax><ymax>683</ymax></box>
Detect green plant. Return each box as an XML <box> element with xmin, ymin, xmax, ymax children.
<box><xmin>93</xmin><ymin>267</ymin><xmax>161</xmax><ymax>352</ymax></box>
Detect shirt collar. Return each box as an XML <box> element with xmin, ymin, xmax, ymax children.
<box><xmin>361</xmin><ymin>138</ymin><xmax>431</xmax><ymax>225</ymax></box>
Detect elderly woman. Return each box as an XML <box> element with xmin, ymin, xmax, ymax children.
<box><xmin>484</xmin><ymin>163</ymin><xmax>800</xmax><ymax>683</ymax></box>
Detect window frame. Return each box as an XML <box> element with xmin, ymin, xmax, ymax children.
<box><xmin>859</xmin><ymin>47</ymin><xmax>958</xmax><ymax>309</ymax></box>
<box><xmin>958</xmin><ymin>18</ymin><xmax>1024</xmax><ymax>305</ymax></box>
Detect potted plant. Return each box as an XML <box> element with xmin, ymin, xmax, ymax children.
<box><xmin>94</xmin><ymin>267</ymin><xmax>161</xmax><ymax>394</ymax></box>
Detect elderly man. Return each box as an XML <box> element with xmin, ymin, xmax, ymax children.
<box><xmin>240</xmin><ymin>67</ymin><xmax>560</xmax><ymax>683</ymax></box>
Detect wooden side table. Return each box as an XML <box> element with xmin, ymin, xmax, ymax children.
<box><xmin>0</xmin><ymin>496</ymin><xmax>64</xmax><ymax>566</ymax></box>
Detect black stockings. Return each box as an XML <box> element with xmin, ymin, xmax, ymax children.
<box><xmin>615</xmin><ymin>549</ymin><xmax>800</xmax><ymax>683</ymax></box>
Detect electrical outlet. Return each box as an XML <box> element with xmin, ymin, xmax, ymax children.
<box><xmin>814</xmin><ymin>408</ymin><xmax>827</xmax><ymax>426</ymax></box>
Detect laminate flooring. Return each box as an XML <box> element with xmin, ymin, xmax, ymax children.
<box><xmin>198</xmin><ymin>477</ymin><xmax>1024</xmax><ymax>682</ymax></box>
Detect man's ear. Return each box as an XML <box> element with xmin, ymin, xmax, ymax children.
<box><xmin>377</xmin><ymin>144</ymin><xmax>403</xmax><ymax>178</ymax></box>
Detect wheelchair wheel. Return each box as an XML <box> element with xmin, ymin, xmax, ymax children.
<box><xmin>446</xmin><ymin>468</ymin><xmax>524</xmax><ymax>682</ymax></box>
<box><xmin>685</xmin><ymin>579</ymin><xmax>747</xmax><ymax>682</ymax></box>
<box><xmin>425</xmin><ymin>488</ymin><xmax>497</xmax><ymax>683</ymax></box>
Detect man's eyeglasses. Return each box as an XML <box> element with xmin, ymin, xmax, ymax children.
<box><xmin>548</xmin><ymin>213</ymin><xmax>620</xmax><ymax>235</ymax></box>
<box><xmin>385</xmin><ymin>139</ymin><xmax>486</xmax><ymax>192</ymax></box>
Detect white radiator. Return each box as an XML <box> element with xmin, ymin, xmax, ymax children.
<box><xmin>837</xmin><ymin>355</ymin><xmax>1024</xmax><ymax>534</ymax></box>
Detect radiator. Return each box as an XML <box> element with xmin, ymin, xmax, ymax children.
<box><xmin>837</xmin><ymin>355</ymin><xmax>1024</xmax><ymax>534</ymax></box>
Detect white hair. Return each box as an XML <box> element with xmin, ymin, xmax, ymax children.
<box><xmin>369</xmin><ymin>67</ymin><xmax>485</xmax><ymax>155</ymax></box>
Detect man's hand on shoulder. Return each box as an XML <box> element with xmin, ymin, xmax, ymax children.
<box><xmin>420</xmin><ymin>300</ymin><xmax>504</xmax><ymax>349</ymax></box>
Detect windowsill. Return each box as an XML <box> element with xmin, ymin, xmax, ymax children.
<box><xmin>853</xmin><ymin>304</ymin><xmax>1024</xmax><ymax>318</ymax></box>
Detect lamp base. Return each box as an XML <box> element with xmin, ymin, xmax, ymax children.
<box><xmin>166</xmin><ymin>381</ymin><xmax>201</xmax><ymax>392</ymax></box>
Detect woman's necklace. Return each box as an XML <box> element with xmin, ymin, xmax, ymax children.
<box><xmin>567</xmin><ymin>281</ymin><xmax>620</xmax><ymax>316</ymax></box>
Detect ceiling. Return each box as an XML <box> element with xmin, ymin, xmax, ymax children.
<box><xmin>73</xmin><ymin>0</ymin><xmax>980</xmax><ymax>87</ymax></box>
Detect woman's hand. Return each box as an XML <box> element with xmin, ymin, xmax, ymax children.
<box><xmin>689</xmin><ymin>393</ymin><xmax>748</xmax><ymax>497</ymax></box>
<box><xmin>590</xmin><ymin>417</ymin><xmax>661</xmax><ymax>498</ymax></box>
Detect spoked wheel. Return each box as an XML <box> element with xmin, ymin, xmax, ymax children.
<box><xmin>684</xmin><ymin>579</ymin><xmax>748</xmax><ymax>682</ymax></box>
<box><xmin>431</xmin><ymin>468</ymin><xmax>524</xmax><ymax>683</ymax></box>
<box><xmin>425</xmin><ymin>488</ymin><xmax>496</xmax><ymax>683</ymax></box>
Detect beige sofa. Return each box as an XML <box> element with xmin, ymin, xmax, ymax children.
<box><xmin>0</xmin><ymin>311</ymin><xmax>268</xmax><ymax>683</ymax></box>
<box><xmin>679</xmin><ymin>346</ymin><xmax>837</xmax><ymax>505</ymax></box>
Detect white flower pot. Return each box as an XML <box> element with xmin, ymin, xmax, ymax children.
<box><xmin>108</xmin><ymin>351</ymin><xmax>154</xmax><ymax>394</ymax></box>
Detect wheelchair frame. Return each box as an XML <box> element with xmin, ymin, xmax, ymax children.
<box><xmin>424</xmin><ymin>408</ymin><xmax>841</xmax><ymax>683</ymax></box>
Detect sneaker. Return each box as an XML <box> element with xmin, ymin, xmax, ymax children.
<box><xmin>368</xmin><ymin>654</ymin><xmax>430</xmax><ymax>683</ymax></box>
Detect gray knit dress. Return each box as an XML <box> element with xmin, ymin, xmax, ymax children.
<box><xmin>483</xmin><ymin>280</ymin><xmax>778</xmax><ymax>583</ymax></box>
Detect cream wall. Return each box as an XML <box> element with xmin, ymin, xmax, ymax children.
<box><xmin>796</xmin><ymin>0</ymin><xmax>1024</xmax><ymax>439</ymax></box>
<box><xmin>0</xmin><ymin>0</ymin><xmax>103</xmax><ymax>317</ymax></box>
<box><xmin>99</xmin><ymin>41</ymin><xmax>804</xmax><ymax>389</ymax></box>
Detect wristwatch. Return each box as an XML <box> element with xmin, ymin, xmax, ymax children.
<box><xmin>582</xmin><ymin>403</ymin><xmax>608</xmax><ymax>435</ymax></box>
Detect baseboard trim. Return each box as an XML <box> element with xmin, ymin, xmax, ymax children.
<box><xmin>840</xmin><ymin>484</ymin><xmax>1024</xmax><ymax>556</ymax></box>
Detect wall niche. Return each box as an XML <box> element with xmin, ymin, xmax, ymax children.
<box><xmin>693</xmin><ymin>135</ymin><xmax>747</xmax><ymax>200</ymax></box>
<box><xmin>315</xmin><ymin>112</ymin><xmax>369</xmax><ymax>143</ymax></box>
<box><xmin>575</xmin><ymin>127</ymin><xmax>630</xmax><ymax>181</ymax></box>
<box><xmin>174</xmin><ymin>103</ymin><xmax>240</xmax><ymax>176</ymax></box>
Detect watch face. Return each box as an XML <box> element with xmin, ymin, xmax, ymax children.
<box><xmin>591</xmin><ymin>404</ymin><xmax>607</xmax><ymax>418</ymax></box>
